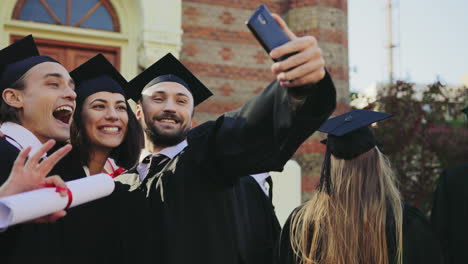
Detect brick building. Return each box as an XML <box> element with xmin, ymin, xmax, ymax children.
<box><xmin>0</xmin><ymin>0</ymin><xmax>349</xmax><ymax>204</ymax></box>
<box><xmin>180</xmin><ymin>0</ymin><xmax>350</xmax><ymax>201</ymax></box>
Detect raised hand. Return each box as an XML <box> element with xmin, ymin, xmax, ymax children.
<box><xmin>0</xmin><ymin>140</ymin><xmax>72</xmax><ymax>222</ymax></box>
<box><xmin>270</xmin><ymin>14</ymin><xmax>326</xmax><ymax>88</ymax></box>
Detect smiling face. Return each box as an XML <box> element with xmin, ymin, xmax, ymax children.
<box><xmin>81</xmin><ymin>91</ymin><xmax>128</xmax><ymax>150</ymax></box>
<box><xmin>15</xmin><ymin>62</ymin><xmax>76</xmax><ymax>142</ymax></box>
<box><xmin>137</xmin><ymin>81</ymin><xmax>194</xmax><ymax>148</ymax></box>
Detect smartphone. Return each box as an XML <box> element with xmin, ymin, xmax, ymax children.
<box><xmin>246</xmin><ymin>5</ymin><xmax>295</xmax><ymax>62</ymax></box>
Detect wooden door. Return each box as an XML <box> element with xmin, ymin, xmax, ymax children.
<box><xmin>11</xmin><ymin>35</ymin><xmax>120</xmax><ymax>71</ymax></box>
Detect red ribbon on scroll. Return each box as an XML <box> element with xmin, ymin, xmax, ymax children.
<box><xmin>55</xmin><ymin>187</ymin><xmax>73</xmax><ymax>210</ymax></box>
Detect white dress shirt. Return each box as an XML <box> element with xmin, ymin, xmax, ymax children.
<box><xmin>0</xmin><ymin>122</ymin><xmax>47</xmax><ymax>158</ymax></box>
<box><xmin>137</xmin><ymin>140</ymin><xmax>188</xmax><ymax>181</ymax></box>
<box><xmin>250</xmin><ymin>172</ymin><xmax>270</xmax><ymax>197</ymax></box>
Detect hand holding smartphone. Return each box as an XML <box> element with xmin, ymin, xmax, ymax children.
<box><xmin>246</xmin><ymin>5</ymin><xmax>296</xmax><ymax>62</ymax></box>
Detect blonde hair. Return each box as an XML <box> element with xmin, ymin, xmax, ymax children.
<box><xmin>289</xmin><ymin>147</ymin><xmax>403</xmax><ymax>264</ymax></box>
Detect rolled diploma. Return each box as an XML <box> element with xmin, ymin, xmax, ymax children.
<box><xmin>0</xmin><ymin>173</ymin><xmax>115</xmax><ymax>229</ymax></box>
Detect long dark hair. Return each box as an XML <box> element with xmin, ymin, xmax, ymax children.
<box><xmin>289</xmin><ymin>148</ymin><xmax>403</xmax><ymax>264</ymax></box>
<box><xmin>70</xmin><ymin>98</ymin><xmax>144</xmax><ymax>169</ymax></box>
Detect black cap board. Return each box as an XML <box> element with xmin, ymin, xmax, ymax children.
<box><xmin>70</xmin><ymin>54</ymin><xmax>128</xmax><ymax>106</ymax></box>
<box><xmin>318</xmin><ymin>109</ymin><xmax>393</xmax><ymax>159</ymax></box>
<box><xmin>0</xmin><ymin>35</ymin><xmax>59</xmax><ymax>94</ymax></box>
<box><xmin>317</xmin><ymin>109</ymin><xmax>393</xmax><ymax>194</ymax></box>
<box><xmin>128</xmin><ymin>53</ymin><xmax>212</xmax><ymax>106</ymax></box>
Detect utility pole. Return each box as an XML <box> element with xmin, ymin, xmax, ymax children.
<box><xmin>387</xmin><ymin>0</ymin><xmax>395</xmax><ymax>85</ymax></box>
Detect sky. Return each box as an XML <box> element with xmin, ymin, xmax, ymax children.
<box><xmin>348</xmin><ymin>0</ymin><xmax>468</xmax><ymax>92</ymax></box>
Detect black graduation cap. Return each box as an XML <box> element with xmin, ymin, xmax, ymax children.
<box><xmin>317</xmin><ymin>109</ymin><xmax>393</xmax><ymax>193</ymax></box>
<box><xmin>128</xmin><ymin>53</ymin><xmax>212</xmax><ymax>106</ymax></box>
<box><xmin>0</xmin><ymin>35</ymin><xmax>58</xmax><ymax>94</ymax></box>
<box><xmin>70</xmin><ymin>54</ymin><xmax>128</xmax><ymax>106</ymax></box>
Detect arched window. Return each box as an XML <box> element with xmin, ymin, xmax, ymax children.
<box><xmin>12</xmin><ymin>0</ymin><xmax>120</xmax><ymax>32</ymax></box>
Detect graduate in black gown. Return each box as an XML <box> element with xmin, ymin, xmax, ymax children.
<box><xmin>0</xmin><ymin>35</ymin><xmax>75</xmax><ymax>183</ymax></box>
<box><xmin>47</xmin><ymin>53</ymin><xmax>149</xmax><ymax>263</ymax></box>
<box><xmin>431</xmin><ymin>106</ymin><xmax>468</xmax><ymax>264</ymax></box>
<box><xmin>0</xmin><ymin>50</ymin><xmax>146</xmax><ymax>263</ymax></box>
<box><xmin>0</xmin><ymin>35</ymin><xmax>76</xmax><ymax>261</ymax></box>
<box><xmin>278</xmin><ymin>110</ymin><xmax>444</xmax><ymax>264</ymax></box>
<box><xmin>116</xmin><ymin>14</ymin><xmax>336</xmax><ymax>264</ymax></box>
<box><xmin>431</xmin><ymin>163</ymin><xmax>468</xmax><ymax>264</ymax></box>
<box><xmin>232</xmin><ymin>173</ymin><xmax>281</xmax><ymax>264</ymax></box>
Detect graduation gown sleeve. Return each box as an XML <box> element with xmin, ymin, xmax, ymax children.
<box><xmin>190</xmin><ymin>73</ymin><xmax>336</xmax><ymax>185</ymax></box>
<box><xmin>232</xmin><ymin>175</ymin><xmax>282</xmax><ymax>264</ymax></box>
<box><xmin>402</xmin><ymin>205</ymin><xmax>444</xmax><ymax>264</ymax></box>
<box><xmin>431</xmin><ymin>163</ymin><xmax>468</xmax><ymax>264</ymax></box>
<box><xmin>0</xmin><ymin>137</ymin><xmax>20</xmax><ymax>185</ymax></box>
<box><xmin>277</xmin><ymin>210</ymin><xmax>299</xmax><ymax>264</ymax></box>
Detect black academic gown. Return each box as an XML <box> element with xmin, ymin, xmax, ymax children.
<box><xmin>431</xmin><ymin>163</ymin><xmax>468</xmax><ymax>264</ymax></box>
<box><xmin>0</xmin><ymin>147</ymin><xmax>153</xmax><ymax>264</ymax></box>
<box><xmin>0</xmin><ymin>139</ymin><xmax>69</xmax><ymax>263</ymax></box>
<box><xmin>232</xmin><ymin>175</ymin><xmax>281</xmax><ymax>264</ymax></box>
<box><xmin>116</xmin><ymin>75</ymin><xmax>336</xmax><ymax>264</ymax></box>
<box><xmin>0</xmin><ymin>136</ymin><xmax>20</xmax><ymax>184</ymax></box>
<box><xmin>278</xmin><ymin>204</ymin><xmax>444</xmax><ymax>264</ymax></box>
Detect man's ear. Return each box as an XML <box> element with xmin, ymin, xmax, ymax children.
<box><xmin>2</xmin><ymin>88</ymin><xmax>24</xmax><ymax>109</ymax></box>
<box><xmin>135</xmin><ymin>103</ymin><xmax>143</xmax><ymax>122</ymax></box>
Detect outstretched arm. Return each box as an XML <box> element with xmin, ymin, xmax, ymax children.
<box><xmin>191</xmin><ymin>14</ymin><xmax>336</xmax><ymax>183</ymax></box>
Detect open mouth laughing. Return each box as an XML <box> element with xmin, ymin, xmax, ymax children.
<box><xmin>52</xmin><ymin>105</ymin><xmax>74</xmax><ymax>125</ymax></box>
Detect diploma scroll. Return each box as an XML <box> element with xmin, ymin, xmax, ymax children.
<box><xmin>0</xmin><ymin>173</ymin><xmax>115</xmax><ymax>229</ymax></box>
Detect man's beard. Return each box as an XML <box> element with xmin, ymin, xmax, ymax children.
<box><xmin>145</xmin><ymin>121</ymin><xmax>190</xmax><ymax>148</ymax></box>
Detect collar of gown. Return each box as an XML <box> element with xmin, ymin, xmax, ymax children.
<box><xmin>0</xmin><ymin>122</ymin><xmax>47</xmax><ymax>158</ymax></box>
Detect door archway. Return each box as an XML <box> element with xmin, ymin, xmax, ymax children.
<box><xmin>0</xmin><ymin>0</ymin><xmax>142</xmax><ymax>77</ymax></box>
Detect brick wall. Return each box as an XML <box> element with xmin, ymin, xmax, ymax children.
<box><xmin>181</xmin><ymin>0</ymin><xmax>349</xmax><ymax>201</ymax></box>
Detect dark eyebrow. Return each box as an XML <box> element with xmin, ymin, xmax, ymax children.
<box><xmin>44</xmin><ymin>73</ymin><xmax>64</xmax><ymax>79</ymax></box>
<box><xmin>116</xmin><ymin>100</ymin><xmax>126</xmax><ymax>104</ymax></box>
<box><xmin>176</xmin><ymin>92</ymin><xmax>190</xmax><ymax>98</ymax></box>
<box><xmin>45</xmin><ymin>73</ymin><xmax>75</xmax><ymax>85</ymax></box>
<box><xmin>90</xmin><ymin>98</ymin><xmax>108</xmax><ymax>104</ymax></box>
<box><xmin>152</xmin><ymin>91</ymin><xmax>166</xmax><ymax>96</ymax></box>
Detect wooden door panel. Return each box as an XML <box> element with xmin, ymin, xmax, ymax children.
<box><xmin>66</xmin><ymin>48</ymin><xmax>117</xmax><ymax>70</ymax></box>
<box><xmin>37</xmin><ymin>45</ymin><xmax>67</xmax><ymax>65</ymax></box>
<box><xmin>10</xmin><ymin>35</ymin><xmax>120</xmax><ymax>71</ymax></box>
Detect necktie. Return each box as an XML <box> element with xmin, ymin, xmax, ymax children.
<box><xmin>142</xmin><ymin>154</ymin><xmax>169</xmax><ymax>201</ymax></box>
<box><xmin>265</xmin><ymin>175</ymin><xmax>273</xmax><ymax>201</ymax></box>
<box><xmin>145</xmin><ymin>154</ymin><xmax>168</xmax><ymax>178</ymax></box>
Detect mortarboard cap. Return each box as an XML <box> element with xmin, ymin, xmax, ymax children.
<box><xmin>128</xmin><ymin>53</ymin><xmax>212</xmax><ymax>106</ymax></box>
<box><xmin>0</xmin><ymin>35</ymin><xmax>59</xmax><ymax>94</ymax></box>
<box><xmin>70</xmin><ymin>54</ymin><xmax>128</xmax><ymax>106</ymax></box>
<box><xmin>318</xmin><ymin>109</ymin><xmax>392</xmax><ymax>159</ymax></box>
<box><xmin>317</xmin><ymin>109</ymin><xmax>393</xmax><ymax>194</ymax></box>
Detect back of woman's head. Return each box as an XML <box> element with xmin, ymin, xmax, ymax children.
<box><xmin>290</xmin><ymin>147</ymin><xmax>403</xmax><ymax>264</ymax></box>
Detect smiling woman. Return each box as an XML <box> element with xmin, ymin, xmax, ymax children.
<box><xmin>68</xmin><ymin>53</ymin><xmax>143</xmax><ymax>177</ymax></box>
<box><xmin>78</xmin><ymin>91</ymin><xmax>130</xmax><ymax>174</ymax></box>
<box><xmin>30</xmin><ymin>53</ymin><xmax>148</xmax><ymax>263</ymax></box>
